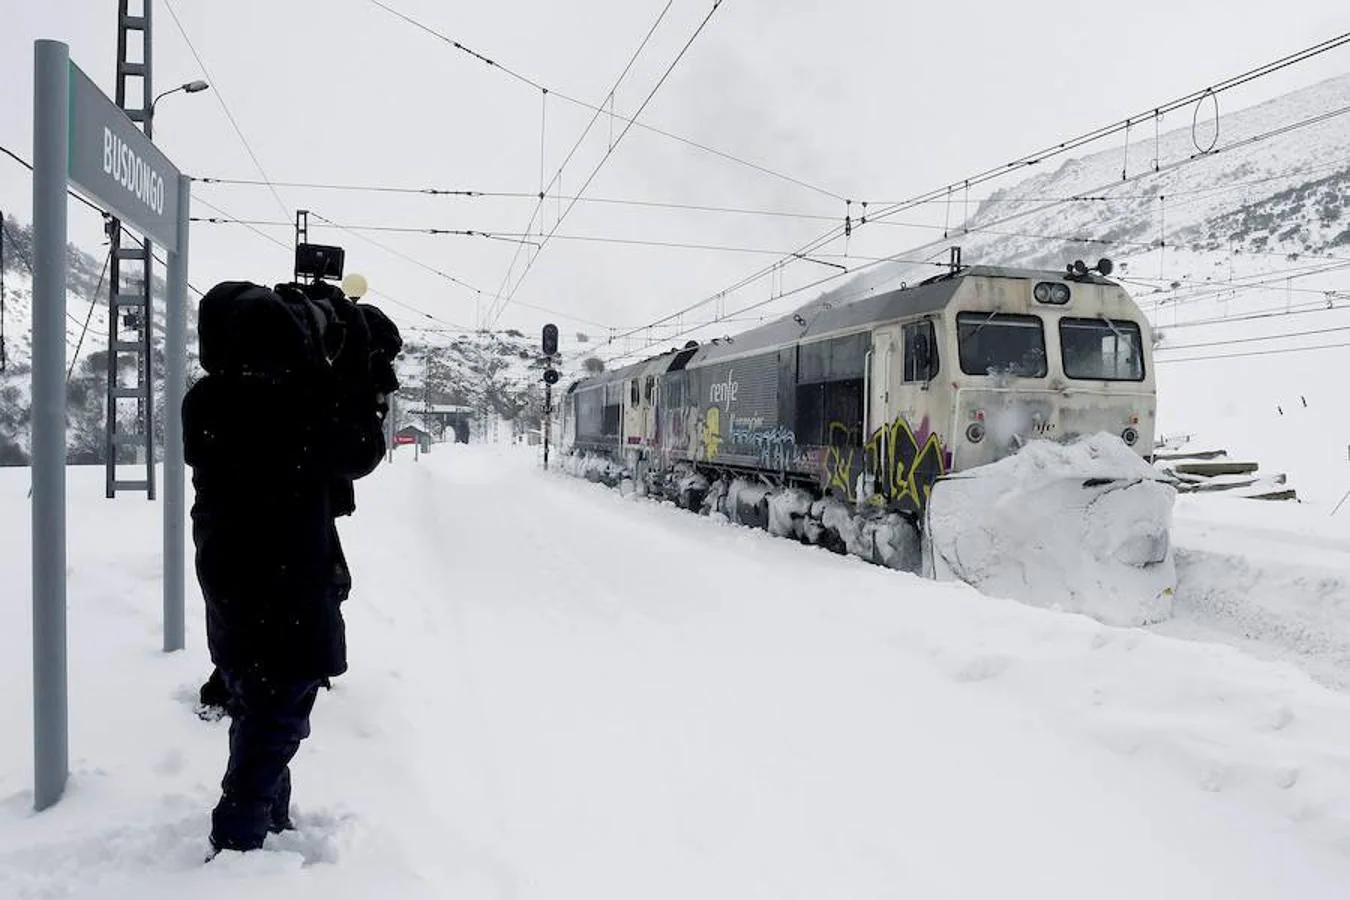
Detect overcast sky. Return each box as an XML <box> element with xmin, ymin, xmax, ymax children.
<box><xmin>3</xmin><ymin>0</ymin><xmax>1348</xmax><ymax>358</ymax></box>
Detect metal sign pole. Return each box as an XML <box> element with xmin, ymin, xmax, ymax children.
<box><xmin>162</xmin><ymin>173</ymin><xmax>190</xmax><ymax>652</ymax></box>
<box><xmin>32</xmin><ymin>38</ymin><xmax>71</xmax><ymax>812</ymax></box>
<box><xmin>29</xmin><ymin>37</ymin><xmax>187</xmax><ymax>811</ymax></box>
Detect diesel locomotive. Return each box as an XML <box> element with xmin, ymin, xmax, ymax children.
<box><xmin>560</xmin><ymin>260</ymin><xmax>1156</xmax><ymax>525</ymax></box>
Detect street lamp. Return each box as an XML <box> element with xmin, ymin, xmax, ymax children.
<box><xmin>148</xmin><ymin>79</ymin><xmax>210</xmax><ymax>127</ymax></box>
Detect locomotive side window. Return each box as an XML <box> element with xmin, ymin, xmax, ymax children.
<box><xmin>902</xmin><ymin>320</ymin><xmax>939</xmax><ymax>382</ymax></box>
<box><xmin>630</xmin><ymin>378</ymin><xmax>641</xmax><ymax>405</ymax></box>
<box><xmin>603</xmin><ymin>382</ymin><xmax>623</xmax><ymax>437</ymax></box>
<box><xmin>665</xmin><ymin>371</ymin><xmax>688</xmax><ymax>408</ymax></box>
<box><xmin>795</xmin><ymin>333</ymin><xmax>867</xmax><ymax>446</ymax></box>
<box><xmin>1059</xmin><ymin>318</ymin><xmax>1145</xmax><ymax>381</ymax></box>
<box><xmin>956</xmin><ymin>312</ymin><xmax>1047</xmax><ymax>378</ymax></box>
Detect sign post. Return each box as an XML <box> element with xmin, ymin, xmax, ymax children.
<box><xmin>30</xmin><ymin>39</ymin><xmax>190</xmax><ymax>810</ymax></box>
<box><xmin>32</xmin><ymin>38</ymin><xmax>72</xmax><ymax>815</ymax></box>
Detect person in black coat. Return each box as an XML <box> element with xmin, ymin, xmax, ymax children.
<box><xmin>185</xmin><ymin>279</ymin><xmax>400</xmax><ymax>855</ymax></box>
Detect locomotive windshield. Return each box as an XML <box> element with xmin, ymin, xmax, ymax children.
<box><xmin>1059</xmin><ymin>317</ymin><xmax>1146</xmax><ymax>381</ymax></box>
<box><xmin>956</xmin><ymin>312</ymin><xmax>1047</xmax><ymax>377</ymax></box>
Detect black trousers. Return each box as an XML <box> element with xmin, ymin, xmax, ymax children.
<box><xmin>210</xmin><ymin>670</ymin><xmax>324</xmax><ymax>852</ymax></box>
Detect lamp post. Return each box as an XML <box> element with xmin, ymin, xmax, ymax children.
<box><xmin>143</xmin><ymin>77</ymin><xmax>205</xmax><ymax>655</ymax></box>
<box><xmin>148</xmin><ymin>79</ymin><xmax>210</xmax><ymax>131</ymax></box>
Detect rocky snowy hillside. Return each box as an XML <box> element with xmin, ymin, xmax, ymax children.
<box><xmin>784</xmin><ymin>73</ymin><xmax>1350</xmax><ymax>504</ymax></box>
<box><xmin>0</xmin><ymin>214</ymin><xmax>572</xmax><ymax>461</ymax></box>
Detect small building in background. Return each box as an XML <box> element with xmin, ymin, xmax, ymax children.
<box><xmin>394</xmin><ymin>424</ymin><xmax>433</xmax><ymax>454</ymax></box>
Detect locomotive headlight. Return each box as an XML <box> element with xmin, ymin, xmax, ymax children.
<box><xmin>1121</xmin><ymin>426</ymin><xmax>1139</xmax><ymax>446</ymax></box>
<box><xmin>1033</xmin><ymin>282</ymin><xmax>1071</xmax><ymax>304</ymax></box>
<box><xmin>966</xmin><ymin>422</ymin><xmax>986</xmax><ymax>443</ymax></box>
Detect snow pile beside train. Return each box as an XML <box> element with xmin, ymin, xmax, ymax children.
<box><xmin>924</xmin><ymin>433</ymin><xmax>1177</xmax><ymax>626</ymax></box>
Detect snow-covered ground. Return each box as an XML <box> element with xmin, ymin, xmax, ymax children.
<box><xmin>1164</xmin><ymin>494</ymin><xmax>1350</xmax><ymax>692</ymax></box>
<box><xmin>5</xmin><ymin>444</ymin><xmax>1350</xmax><ymax>898</ymax></box>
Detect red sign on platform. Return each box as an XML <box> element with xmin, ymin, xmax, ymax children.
<box><xmin>394</xmin><ymin>434</ymin><xmax>416</xmax><ymax>446</ymax></box>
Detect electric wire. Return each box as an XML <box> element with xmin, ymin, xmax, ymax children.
<box><xmin>303</xmin><ymin>212</ymin><xmax>618</xmax><ymax>330</ymax></box>
<box><xmin>192</xmin><ymin>196</ymin><xmax>473</xmax><ymax>331</ymax></box>
<box><xmin>194</xmin><ymin>197</ymin><xmax>610</xmax><ymax>331</ymax></box>
<box><xmin>599</xmin><ymin>36</ymin><xmax>1350</xmax><ymax>360</ymax></box>
<box><xmin>194</xmin><ymin>156</ymin><xmax>1350</xmax><ymax>209</ymax></box>
<box><xmin>1156</xmin><ymin>339</ymin><xmax>1350</xmax><ymax>364</ymax></box>
<box><xmin>489</xmin><ymin>0</ymin><xmax>673</xmax><ymax>330</ymax></box>
<box><xmin>162</xmin><ymin>0</ymin><xmax>291</xmax><ymax>220</ymax></box>
<box><xmin>366</xmin><ymin>0</ymin><xmax>846</xmax><ymax>203</ymax></box>
<box><xmin>488</xmin><ymin>0</ymin><xmax>724</xmax><ymax>327</ymax></box>
<box><xmin>68</xmin><ymin>246</ymin><xmax>112</xmax><ymax>382</ymax></box>
<box><xmin>189</xmin><ymin>214</ymin><xmax>899</xmax><ymax>261</ymax></box>
<box><xmin>1156</xmin><ymin>322</ymin><xmax>1350</xmax><ymax>352</ymax></box>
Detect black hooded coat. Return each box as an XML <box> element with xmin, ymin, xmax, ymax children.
<box><xmin>184</xmin><ymin>281</ymin><xmax>394</xmax><ymax>679</ymax></box>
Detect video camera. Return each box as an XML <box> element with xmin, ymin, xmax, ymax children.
<box><xmin>295</xmin><ymin>242</ymin><xmax>346</xmax><ymax>282</ymax></box>
<box><xmin>279</xmin><ymin>241</ymin><xmax>404</xmax><ymax>396</ymax></box>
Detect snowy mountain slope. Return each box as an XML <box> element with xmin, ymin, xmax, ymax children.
<box><xmin>6</xmin><ymin>448</ymin><xmax>1350</xmax><ymax>897</ymax></box>
<box><xmin>774</xmin><ymin>73</ymin><xmax>1350</xmax><ymax>505</ymax></box>
<box><xmin>0</xmin><ymin>218</ymin><xmax>564</xmax><ymax>455</ymax></box>
<box><xmin>0</xmin><ymin>216</ymin><xmax>185</xmax><ymax>462</ymax></box>
<box><xmin>1</xmin><ymin>215</ymin><xmax>174</xmax><ymax>373</ymax></box>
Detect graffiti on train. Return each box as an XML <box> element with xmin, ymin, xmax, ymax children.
<box><xmin>822</xmin><ymin>416</ymin><xmax>950</xmax><ymax>513</ymax></box>
<box><xmin>726</xmin><ymin>420</ymin><xmax>799</xmax><ymax>470</ymax></box>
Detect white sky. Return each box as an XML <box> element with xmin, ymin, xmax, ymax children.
<box><xmin>3</xmin><ymin>0</ymin><xmax>1349</xmax><ymax>355</ymax></box>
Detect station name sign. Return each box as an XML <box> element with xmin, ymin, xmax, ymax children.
<box><xmin>66</xmin><ymin>61</ymin><xmax>180</xmax><ymax>251</ymax></box>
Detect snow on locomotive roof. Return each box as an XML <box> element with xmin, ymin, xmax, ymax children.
<box><xmin>567</xmin><ymin>264</ymin><xmax>1116</xmax><ymax>389</ymax></box>
<box><xmin>686</xmin><ymin>264</ymin><xmax>1114</xmax><ymax>367</ymax></box>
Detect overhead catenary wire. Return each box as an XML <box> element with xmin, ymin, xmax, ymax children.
<box><xmin>303</xmin><ymin>211</ymin><xmax>618</xmax><ymax>330</ymax></box>
<box><xmin>194</xmin><ymin>196</ymin><xmax>616</xmax><ymax>332</ymax></box>
<box><xmin>366</xmin><ymin>0</ymin><xmax>846</xmax><ymax>204</ymax></box>
<box><xmin>1144</xmin><ymin>299</ymin><xmax>1348</xmax><ymax>333</ymax></box>
<box><xmin>485</xmin><ymin>0</ymin><xmax>674</xmax><ymax>330</ymax></box>
<box><xmin>192</xmin><ymin>196</ymin><xmax>474</xmax><ymax>331</ymax></box>
<box><xmin>67</xmin><ymin>245</ymin><xmax>113</xmax><ymax>382</ymax></box>
<box><xmin>1156</xmin><ymin>322</ymin><xmax>1350</xmax><ymax>352</ymax></box>
<box><xmin>597</xmin><ymin>32</ymin><xmax>1350</xmax><ymax>362</ymax></box>
<box><xmin>188</xmin><ymin>213</ymin><xmax>902</xmax><ymax>262</ymax></box>
<box><xmin>162</xmin><ymin>0</ymin><xmax>290</xmax><ymax>221</ymax></box>
<box><xmin>193</xmin><ymin>155</ymin><xmax>1350</xmax><ymax>208</ymax></box>
<box><xmin>1156</xmin><ymin>339</ymin><xmax>1350</xmax><ymax>364</ymax></box>
<box><xmin>1119</xmin><ymin>258</ymin><xmax>1350</xmax><ymax>316</ymax></box>
<box><xmin>652</xmin><ymin>99</ymin><xmax>1350</xmax><ymax>359</ymax></box>
<box><xmin>487</xmin><ymin>0</ymin><xmax>712</xmax><ymax>328</ymax></box>
<box><xmin>1</xmin><ymin>143</ymin><xmax>205</xmax><ymax>299</ymax></box>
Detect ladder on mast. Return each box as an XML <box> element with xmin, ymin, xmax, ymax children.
<box><xmin>105</xmin><ymin>0</ymin><xmax>156</xmax><ymax>498</ymax></box>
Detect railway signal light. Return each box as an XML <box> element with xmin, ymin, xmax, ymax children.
<box><xmin>543</xmin><ymin>368</ymin><xmax>559</xmax><ymax>385</ymax></box>
<box><xmin>542</xmin><ymin>322</ymin><xmax>558</xmax><ymax>356</ymax></box>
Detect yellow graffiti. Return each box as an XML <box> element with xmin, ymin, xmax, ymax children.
<box><xmin>700</xmin><ymin>407</ymin><xmax>723</xmax><ymax>460</ymax></box>
<box><xmin>865</xmin><ymin>417</ymin><xmax>948</xmax><ymax>510</ymax></box>
<box><xmin>823</xmin><ymin>421</ymin><xmax>854</xmax><ymax>496</ymax></box>
<box><xmin>821</xmin><ymin>417</ymin><xmax>948</xmax><ymax>510</ymax></box>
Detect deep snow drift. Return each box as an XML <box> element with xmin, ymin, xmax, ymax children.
<box><xmin>5</xmin><ymin>446</ymin><xmax>1350</xmax><ymax>898</ymax></box>
<box><xmin>925</xmin><ymin>433</ymin><xmax>1177</xmax><ymax>626</ymax></box>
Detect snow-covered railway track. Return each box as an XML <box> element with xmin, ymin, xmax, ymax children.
<box><xmin>1157</xmin><ymin>516</ymin><xmax>1350</xmax><ymax>692</ymax></box>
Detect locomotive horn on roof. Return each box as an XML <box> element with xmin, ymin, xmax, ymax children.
<box><xmin>1066</xmin><ymin>257</ymin><xmax>1114</xmax><ymax>280</ymax></box>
